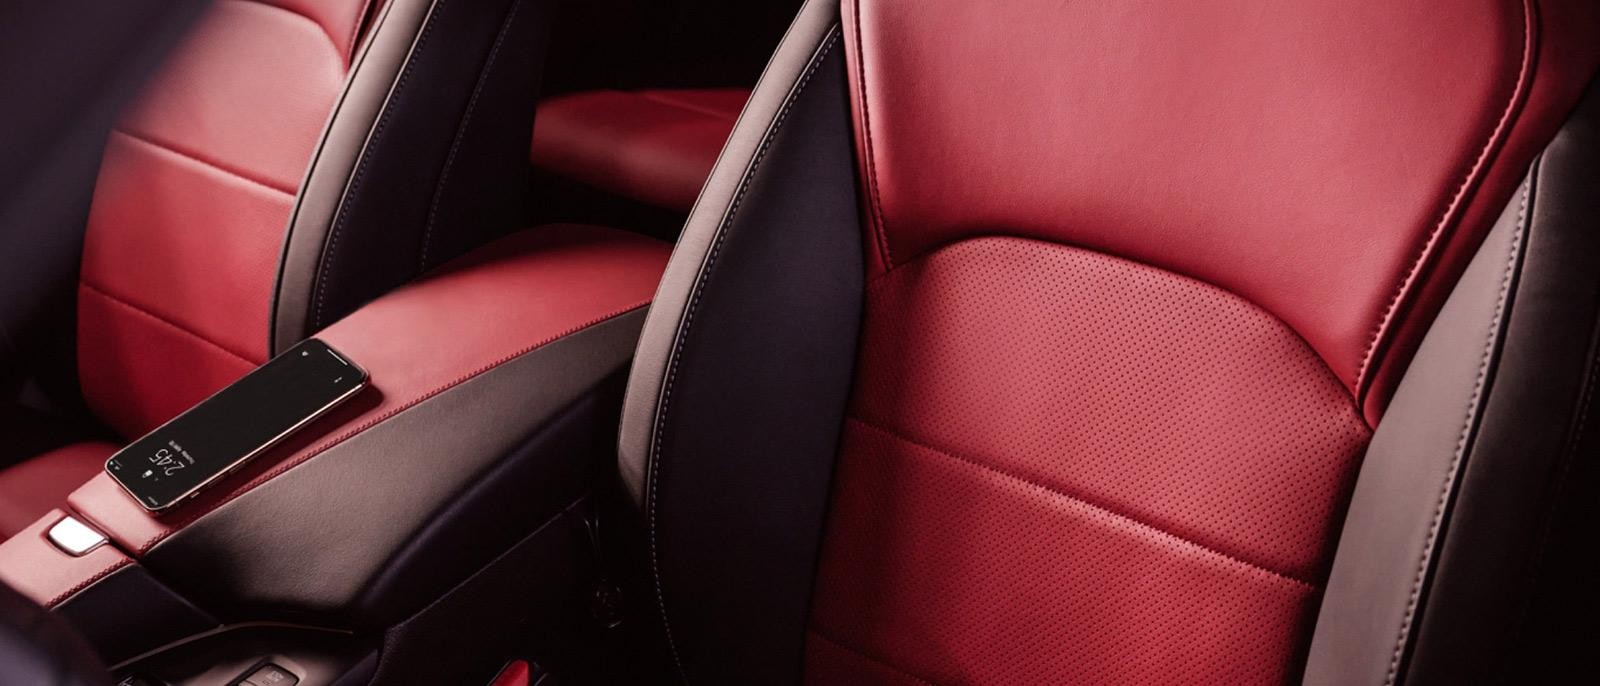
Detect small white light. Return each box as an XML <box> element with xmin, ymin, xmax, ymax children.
<box><xmin>47</xmin><ymin>516</ymin><xmax>107</xmax><ymax>557</ymax></box>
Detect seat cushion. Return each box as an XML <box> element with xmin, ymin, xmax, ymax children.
<box><xmin>531</xmin><ymin>88</ymin><xmax>748</xmax><ymax>212</ymax></box>
<box><xmin>0</xmin><ymin>442</ymin><xmax>116</xmax><ymax>538</ymax></box>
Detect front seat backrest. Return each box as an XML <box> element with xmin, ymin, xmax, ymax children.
<box><xmin>78</xmin><ymin>0</ymin><xmax>553</xmax><ymax>438</ymax></box>
<box><xmin>618</xmin><ymin>0</ymin><xmax>1600</xmax><ymax>682</ymax></box>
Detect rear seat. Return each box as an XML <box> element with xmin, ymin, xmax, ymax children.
<box><xmin>531</xmin><ymin>88</ymin><xmax>749</xmax><ymax>213</ymax></box>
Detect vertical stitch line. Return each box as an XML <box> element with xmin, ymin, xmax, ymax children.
<box><xmin>850</xmin><ymin>0</ymin><xmax>893</xmax><ymax>271</ymax></box>
<box><xmin>314</xmin><ymin>1</ymin><xmax>447</xmax><ymax>329</ymax></box>
<box><xmin>1356</xmin><ymin>0</ymin><xmax>1532</xmax><ymax>394</ymax></box>
<box><xmin>1384</xmin><ymin>178</ymin><xmax>1529</xmax><ymax>685</ymax></box>
<box><xmin>419</xmin><ymin>0</ymin><xmax>524</xmax><ymax>272</ymax></box>
<box><xmin>646</xmin><ymin>32</ymin><xmax>840</xmax><ymax>684</ymax></box>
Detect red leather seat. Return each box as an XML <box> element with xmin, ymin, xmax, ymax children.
<box><xmin>0</xmin><ymin>0</ymin><xmax>554</xmax><ymax>538</ymax></box>
<box><xmin>531</xmin><ymin>88</ymin><xmax>749</xmax><ymax>212</ymax></box>
<box><xmin>0</xmin><ymin>0</ymin><xmax>381</xmax><ymax>536</ymax></box>
<box><xmin>616</xmin><ymin>0</ymin><xmax>1600</xmax><ymax>683</ymax></box>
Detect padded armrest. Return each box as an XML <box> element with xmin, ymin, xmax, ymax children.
<box><xmin>0</xmin><ymin>224</ymin><xmax>668</xmax><ymax>617</ymax></box>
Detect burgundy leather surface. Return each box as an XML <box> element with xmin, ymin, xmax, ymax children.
<box><xmin>77</xmin><ymin>0</ymin><xmax>372</xmax><ymax>439</ymax></box>
<box><xmin>69</xmin><ymin>224</ymin><xmax>669</xmax><ymax>556</ymax></box>
<box><xmin>802</xmin><ymin>0</ymin><xmax>1600</xmax><ymax>682</ymax></box>
<box><xmin>531</xmin><ymin>88</ymin><xmax>749</xmax><ymax>212</ymax></box>
<box><xmin>841</xmin><ymin>0</ymin><xmax>1600</xmax><ymax>422</ymax></box>
<box><xmin>489</xmin><ymin>660</ymin><xmax>532</xmax><ymax>686</ymax></box>
<box><xmin>0</xmin><ymin>443</ymin><xmax>117</xmax><ymax>540</ymax></box>
<box><xmin>0</xmin><ymin>510</ymin><xmax>130</xmax><ymax>609</ymax></box>
<box><xmin>809</xmin><ymin>239</ymin><xmax>1368</xmax><ymax>683</ymax></box>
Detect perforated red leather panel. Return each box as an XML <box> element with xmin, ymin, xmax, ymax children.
<box><xmin>841</xmin><ymin>0</ymin><xmax>1600</xmax><ymax>419</ymax></box>
<box><xmin>805</xmin><ymin>0</ymin><xmax>1600</xmax><ymax>681</ymax></box>
<box><xmin>806</xmin><ymin>238</ymin><xmax>1370</xmax><ymax>683</ymax></box>
<box><xmin>77</xmin><ymin>0</ymin><xmax>371</xmax><ymax>438</ymax></box>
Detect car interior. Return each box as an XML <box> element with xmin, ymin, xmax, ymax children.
<box><xmin>0</xmin><ymin>0</ymin><xmax>1596</xmax><ymax>684</ymax></box>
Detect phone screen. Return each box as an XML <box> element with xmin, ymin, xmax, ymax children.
<box><xmin>106</xmin><ymin>338</ymin><xmax>367</xmax><ymax>511</ymax></box>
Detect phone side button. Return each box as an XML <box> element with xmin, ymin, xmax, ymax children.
<box><xmin>47</xmin><ymin>516</ymin><xmax>108</xmax><ymax>557</ymax></box>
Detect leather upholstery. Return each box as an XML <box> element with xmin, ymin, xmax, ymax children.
<box><xmin>809</xmin><ymin>237</ymin><xmax>1369</xmax><ymax>683</ymax></box>
<box><xmin>0</xmin><ymin>443</ymin><xmax>116</xmax><ymax>538</ymax></box>
<box><xmin>0</xmin><ymin>510</ymin><xmax>130</xmax><ymax>609</ymax></box>
<box><xmin>79</xmin><ymin>0</ymin><xmax>561</xmax><ymax>440</ymax></box>
<box><xmin>1376</xmin><ymin>82</ymin><xmax>1600</xmax><ymax>684</ymax></box>
<box><xmin>804</xmin><ymin>0</ymin><xmax>1599</xmax><ymax>682</ymax></box>
<box><xmin>843</xmin><ymin>0</ymin><xmax>1600</xmax><ymax>423</ymax></box>
<box><xmin>620</xmin><ymin>0</ymin><xmax>1600</xmax><ymax>683</ymax></box>
<box><xmin>275</xmin><ymin>0</ymin><xmax>558</xmax><ymax>352</ymax></box>
<box><xmin>619</xmin><ymin>10</ymin><xmax>863</xmax><ymax>680</ymax></box>
<box><xmin>531</xmin><ymin>88</ymin><xmax>748</xmax><ymax>212</ymax></box>
<box><xmin>1</xmin><ymin>0</ymin><xmax>560</xmax><ymax>543</ymax></box>
<box><xmin>78</xmin><ymin>0</ymin><xmax>374</xmax><ymax>439</ymax></box>
<box><xmin>70</xmin><ymin>224</ymin><xmax>668</xmax><ymax>559</ymax></box>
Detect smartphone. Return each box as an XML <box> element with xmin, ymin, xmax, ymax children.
<box><xmin>106</xmin><ymin>338</ymin><xmax>368</xmax><ymax>512</ymax></box>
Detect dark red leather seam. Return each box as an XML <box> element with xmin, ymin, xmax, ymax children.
<box><xmin>857</xmin><ymin>235</ymin><xmax>1361</xmax><ymax>425</ymax></box>
<box><xmin>632</xmin><ymin>91</ymin><xmax>742</xmax><ymax>121</ymax></box>
<box><xmin>808</xmin><ymin>628</ymin><xmax>938</xmax><ymax>686</ymax></box>
<box><xmin>138</xmin><ymin>301</ymin><xmax>651</xmax><ymax>554</ymax></box>
<box><xmin>847</xmin><ymin>416</ymin><xmax>1319</xmax><ymax>589</ymax></box>
<box><xmin>111</xmin><ymin>129</ymin><xmax>299</xmax><ymax>196</ymax></box>
<box><xmin>849</xmin><ymin>0</ymin><xmax>894</xmax><ymax>271</ymax></box>
<box><xmin>1355</xmin><ymin>0</ymin><xmax>1534</xmax><ymax>394</ymax></box>
<box><xmin>45</xmin><ymin>558</ymin><xmax>130</xmax><ymax>609</ymax></box>
<box><xmin>345</xmin><ymin>0</ymin><xmax>376</xmax><ymax>64</ymax></box>
<box><xmin>78</xmin><ymin>281</ymin><xmax>261</xmax><ymax>366</ymax></box>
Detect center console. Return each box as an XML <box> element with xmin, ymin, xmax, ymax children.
<box><xmin>0</xmin><ymin>223</ymin><xmax>670</xmax><ymax>684</ymax></box>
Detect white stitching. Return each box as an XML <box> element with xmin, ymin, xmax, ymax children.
<box><xmin>418</xmin><ymin>0</ymin><xmax>525</xmax><ymax>273</ymax></box>
<box><xmin>645</xmin><ymin>29</ymin><xmax>842</xmax><ymax>683</ymax></box>
<box><xmin>313</xmin><ymin>1</ymin><xmax>447</xmax><ymax>329</ymax></box>
<box><xmin>1385</xmin><ymin>177</ymin><xmax>1530</xmax><ymax>685</ymax></box>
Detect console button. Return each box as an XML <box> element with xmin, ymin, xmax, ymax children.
<box><xmin>240</xmin><ymin>663</ymin><xmax>298</xmax><ymax>686</ymax></box>
<box><xmin>47</xmin><ymin>516</ymin><xmax>107</xmax><ymax>556</ymax></box>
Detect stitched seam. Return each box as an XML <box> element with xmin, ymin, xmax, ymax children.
<box><xmin>861</xmin><ymin>235</ymin><xmax>1363</xmax><ymax>427</ymax></box>
<box><xmin>267</xmin><ymin>0</ymin><xmax>403</xmax><ymax>354</ymax></box>
<box><xmin>633</xmin><ymin>91</ymin><xmax>742</xmax><ymax>121</ymax></box>
<box><xmin>111</xmin><ymin>130</ymin><xmax>297</xmax><ymax>196</ymax></box>
<box><xmin>345</xmin><ymin>0</ymin><xmax>376</xmax><ymax>64</ymax></box>
<box><xmin>645</xmin><ymin>30</ymin><xmax>841</xmax><ymax>684</ymax></box>
<box><xmin>1384</xmin><ymin>178</ymin><xmax>1529</xmax><ymax>685</ymax></box>
<box><xmin>1355</xmin><ymin>0</ymin><xmax>1533</xmax><ymax>392</ymax></box>
<box><xmin>139</xmin><ymin>302</ymin><xmax>650</xmax><ymax>552</ymax></box>
<box><xmin>313</xmin><ymin>0</ymin><xmax>447</xmax><ymax>330</ymax></box>
<box><xmin>848</xmin><ymin>416</ymin><xmax>1317</xmax><ymax>589</ymax></box>
<box><xmin>850</xmin><ymin>0</ymin><xmax>892</xmax><ymax>271</ymax></box>
<box><xmin>808</xmin><ymin>629</ymin><xmax>938</xmax><ymax>685</ymax></box>
<box><xmin>46</xmin><ymin>559</ymin><xmax>131</xmax><ymax>608</ymax></box>
<box><xmin>79</xmin><ymin>282</ymin><xmax>259</xmax><ymax>366</ymax></box>
<box><xmin>420</xmin><ymin>0</ymin><xmax>524</xmax><ymax>272</ymax></box>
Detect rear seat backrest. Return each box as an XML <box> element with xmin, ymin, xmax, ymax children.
<box><xmin>76</xmin><ymin>0</ymin><xmax>556</xmax><ymax>438</ymax></box>
<box><xmin>78</xmin><ymin>0</ymin><xmax>374</xmax><ymax>437</ymax></box>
